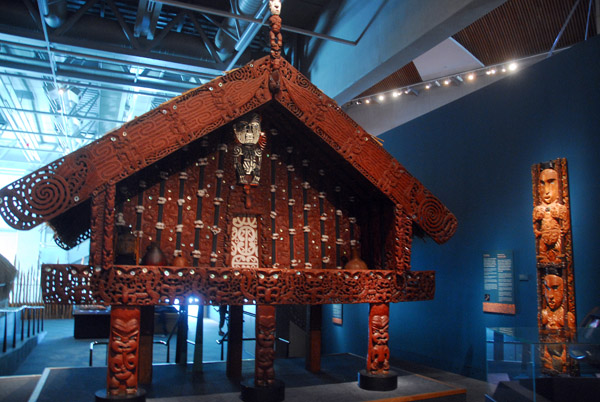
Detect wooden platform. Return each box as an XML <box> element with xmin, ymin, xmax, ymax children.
<box><xmin>23</xmin><ymin>354</ymin><xmax>465</xmax><ymax>402</ymax></box>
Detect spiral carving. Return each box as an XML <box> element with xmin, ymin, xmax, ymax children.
<box><xmin>0</xmin><ymin>164</ymin><xmax>70</xmax><ymax>230</ymax></box>
<box><xmin>416</xmin><ymin>193</ymin><xmax>457</xmax><ymax>244</ymax></box>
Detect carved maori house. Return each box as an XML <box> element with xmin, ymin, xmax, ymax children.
<box><xmin>0</xmin><ymin>5</ymin><xmax>457</xmax><ymax>400</ymax></box>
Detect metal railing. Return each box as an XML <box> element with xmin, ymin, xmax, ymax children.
<box><xmin>89</xmin><ymin>339</ymin><xmax>169</xmax><ymax>366</ymax></box>
<box><xmin>1</xmin><ymin>305</ymin><xmax>45</xmax><ymax>353</ymax></box>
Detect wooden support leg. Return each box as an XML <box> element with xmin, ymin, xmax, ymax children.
<box><xmin>138</xmin><ymin>306</ymin><xmax>154</xmax><ymax>385</ymax></box>
<box><xmin>95</xmin><ymin>305</ymin><xmax>146</xmax><ymax>401</ymax></box>
<box><xmin>305</xmin><ymin>305</ymin><xmax>321</xmax><ymax>373</ymax></box>
<box><xmin>358</xmin><ymin>302</ymin><xmax>397</xmax><ymax>391</ymax></box>
<box><xmin>241</xmin><ymin>305</ymin><xmax>284</xmax><ymax>402</ymax></box>
<box><xmin>255</xmin><ymin>305</ymin><xmax>276</xmax><ymax>386</ymax></box>
<box><xmin>226</xmin><ymin>305</ymin><xmax>243</xmax><ymax>379</ymax></box>
<box><xmin>192</xmin><ymin>305</ymin><xmax>204</xmax><ymax>373</ymax></box>
<box><xmin>175</xmin><ymin>305</ymin><xmax>188</xmax><ymax>364</ymax></box>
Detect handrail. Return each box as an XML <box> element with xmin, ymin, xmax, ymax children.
<box><xmin>1</xmin><ymin>305</ymin><xmax>45</xmax><ymax>354</ymax></box>
<box><xmin>89</xmin><ymin>339</ymin><xmax>170</xmax><ymax>366</ymax></box>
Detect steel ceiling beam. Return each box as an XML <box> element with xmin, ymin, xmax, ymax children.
<box><xmin>0</xmin><ymin>58</ymin><xmax>193</xmax><ymax>95</ymax></box>
<box><xmin>156</xmin><ymin>0</ymin><xmax>357</xmax><ymax>45</ymax></box>
<box><xmin>0</xmin><ymin>69</ymin><xmax>174</xmax><ymax>98</ymax></box>
<box><xmin>0</xmin><ymin>105</ymin><xmax>126</xmax><ymax>125</ymax></box>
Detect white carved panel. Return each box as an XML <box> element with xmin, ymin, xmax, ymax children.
<box><xmin>231</xmin><ymin>216</ymin><xmax>259</xmax><ymax>268</ymax></box>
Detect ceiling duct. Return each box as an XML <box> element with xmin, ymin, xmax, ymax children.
<box><xmin>38</xmin><ymin>0</ymin><xmax>68</xmax><ymax>28</ymax></box>
<box><xmin>214</xmin><ymin>0</ymin><xmax>264</xmax><ymax>60</ymax></box>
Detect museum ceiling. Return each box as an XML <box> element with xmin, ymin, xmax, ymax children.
<box><xmin>0</xmin><ymin>0</ymin><xmax>596</xmax><ymax>175</ymax></box>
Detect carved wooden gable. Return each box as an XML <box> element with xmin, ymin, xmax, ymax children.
<box><xmin>1</xmin><ymin>55</ymin><xmax>457</xmax><ymax>307</ymax></box>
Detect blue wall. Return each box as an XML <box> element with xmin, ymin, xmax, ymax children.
<box><xmin>322</xmin><ymin>35</ymin><xmax>600</xmax><ymax>379</ymax></box>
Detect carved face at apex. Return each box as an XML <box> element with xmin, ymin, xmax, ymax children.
<box><xmin>234</xmin><ymin>113</ymin><xmax>261</xmax><ymax>145</ymax></box>
<box><xmin>543</xmin><ymin>274</ymin><xmax>564</xmax><ymax>311</ymax></box>
<box><xmin>269</xmin><ymin>0</ymin><xmax>281</xmax><ymax>15</ymax></box>
<box><xmin>539</xmin><ymin>168</ymin><xmax>559</xmax><ymax>205</ymax></box>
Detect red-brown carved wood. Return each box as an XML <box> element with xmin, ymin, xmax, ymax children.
<box><xmin>531</xmin><ymin>157</ymin><xmax>576</xmax><ymax>375</ymax></box>
<box><xmin>366</xmin><ymin>303</ymin><xmax>390</xmax><ymax>374</ymax></box>
<box><xmin>42</xmin><ymin>264</ymin><xmax>435</xmax><ymax>306</ymax></box>
<box><xmin>3</xmin><ymin>5</ymin><xmax>460</xmax><ymax>398</ymax></box>
<box><xmin>255</xmin><ymin>305</ymin><xmax>276</xmax><ymax>386</ymax></box>
<box><xmin>0</xmin><ymin>63</ymin><xmax>456</xmax><ymax>248</ymax></box>
<box><xmin>107</xmin><ymin>306</ymin><xmax>141</xmax><ymax>396</ymax></box>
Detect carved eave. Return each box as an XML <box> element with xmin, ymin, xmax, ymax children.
<box><xmin>42</xmin><ymin>264</ymin><xmax>435</xmax><ymax>305</ymax></box>
<box><xmin>0</xmin><ymin>56</ymin><xmax>456</xmax><ymax>247</ymax></box>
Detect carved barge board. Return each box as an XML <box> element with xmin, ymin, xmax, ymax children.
<box><xmin>0</xmin><ymin>57</ymin><xmax>456</xmax><ymax>248</ymax></box>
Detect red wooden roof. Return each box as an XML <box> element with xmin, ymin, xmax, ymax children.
<box><xmin>0</xmin><ymin>55</ymin><xmax>457</xmax><ymax>244</ymax></box>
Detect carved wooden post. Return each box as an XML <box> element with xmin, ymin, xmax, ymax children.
<box><xmin>531</xmin><ymin>158</ymin><xmax>577</xmax><ymax>375</ymax></box>
<box><xmin>241</xmin><ymin>304</ymin><xmax>284</xmax><ymax>402</ymax></box>
<box><xmin>358</xmin><ymin>302</ymin><xmax>397</xmax><ymax>391</ymax></box>
<box><xmin>95</xmin><ymin>305</ymin><xmax>145</xmax><ymax>401</ymax></box>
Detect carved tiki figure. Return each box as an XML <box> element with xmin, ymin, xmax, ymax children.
<box><xmin>367</xmin><ymin>303</ymin><xmax>390</xmax><ymax>374</ymax></box>
<box><xmin>107</xmin><ymin>309</ymin><xmax>140</xmax><ymax>395</ymax></box>
<box><xmin>255</xmin><ymin>306</ymin><xmax>276</xmax><ymax>386</ymax></box>
<box><xmin>233</xmin><ymin>113</ymin><xmax>267</xmax><ymax>186</ymax></box>
<box><xmin>532</xmin><ymin>165</ymin><xmax>570</xmax><ymax>263</ymax></box>
<box><xmin>540</xmin><ymin>267</ymin><xmax>575</xmax><ymax>373</ymax></box>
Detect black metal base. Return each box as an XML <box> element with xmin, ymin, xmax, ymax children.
<box><xmin>358</xmin><ymin>369</ymin><xmax>398</xmax><ymax>391</ymax></box>
<box><xmin>240</xmin><ymin>379</ymin><xmax>285</xmax><ymax>402</ymax></box>
<box><xmin>95</xmin><ymin>389</ymin><xmax>146</xmax><ymax>402</ymax></box>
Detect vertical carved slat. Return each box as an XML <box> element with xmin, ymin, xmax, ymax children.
<box><xmin>90</xmin><ymin>190</ymin><xmax>105</xmax><ymax>268</ymax></box>
<box><xmin>270</xmin><ymin>151</ymin><xmax>278</xmax><ymax>266</ymax></box>
<box><xmin>155</xmin><ymin>171</ymin><xmax>168</xmax><ymax>245</ymax></box>
<box><xmin>210</xmin><ymin>142</ymin><xmax>227</xmax><ymax>267</ymax></box>
<box><xmin>192</xmin><ymin>140</ymin><xmax>209</xmax><ymax>266</ymax></box>
<box><xmin>286</xmin><ymin>147</ymin><xmax>295</xmax><ymax>266</ymax></box>
<box><xmin>318</xmin><ymin>169</ymin><xmax>327</xmax><ymax>268</ymax></box>
<box><xmin>102</xmin><ymin>185</ymin><xmax>116</xmax><ymax>270</ymax></box>
<box><xmin>302</xmin><ymin>160</ymin><xmax>310</xmax><ymax>267</ymax></box>
<box><xmin>334</xmin><ymin>186</ymin><xmax>341</xmax><ymax>269</ymax></box>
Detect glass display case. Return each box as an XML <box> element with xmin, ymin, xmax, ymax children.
<box><xmin>486</xmin><ymin>327</ymin><xmax>600</xmax><ymax>402</ymax></box>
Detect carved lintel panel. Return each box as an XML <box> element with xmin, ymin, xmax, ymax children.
<box><xmin>107</xmin><ymin>306</ymin><xmax>141</xmax><ymax>396</ymax></box>
<box><xmin>366</xmin><ymin>302</ymin><xmax>390</xmax><ymax>375</ymax></box>
<box><xmin>531</xmin><ymin>158</ymin><xmax>576</xmax><ymax>375</ymax></box>
<box><xmin>41</xmin><ymin>264</ymin><xmax>435</xmax><ymax>305</ymax></box>
<box><xmin>255</xmin><ymin>305</ymin><xmax>276</xmax><ymax>386</ymax></box>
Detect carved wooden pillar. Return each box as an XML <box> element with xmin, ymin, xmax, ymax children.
<box><xmin>255</xmin><ymin>305</ymin><xmax>276</xmax><ymax>386</ymax></box>
<box><xmin>358</xmin><ymin>302</ymin><xmax>397</xmax><ymax>391</ymax></box>
<box><xmin>96</xmin><ymin>305</ymin><xmax>145</xmax><ymax>401</ymax></box>
<box><xmin>531</xmin><ymin>158</ymin><xmax>577</xmax><ymax>375</ymax></box>
<box><xmin>241</xmin><ymin>304</ymin><xmax>284</xmax><ymax>402</ymax></box>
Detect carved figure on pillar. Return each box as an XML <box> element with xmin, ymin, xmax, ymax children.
<box><xmin>268</xmin><ymin>0</ymin><xmax>282</xmax><ymax>92</ymax></box>
<box><xmin>531</xmin><ymin>158</ymin><xmax>577</xmax><ymax>376</ymax></box>
<box><xmin>233</xmin><ymin>113</ymin><xmax>266</xmax><ymax>186</ymax></box>
<box><xmin>533</xmin><ymin>164</ymin><xmax>570</xmax><ymax>263</ymax></box>
<box><xmin>541</xmin><ymin>267</ymin><xmax>575</xmax><ymax>330</ymax></box>
<box><xmin>107</xmin><ymin>307</ymin><xmax>141</xmax><ymax>396</ymax></box>
<box><xmin>255</xmin><ymin>305</ymin><xmax>276</xmax><ymax>386</ymax></box>
<box><xmin>367</xmin><ymin>303</ymin><xmax>390</xmax><ymax>374</ymax></box>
